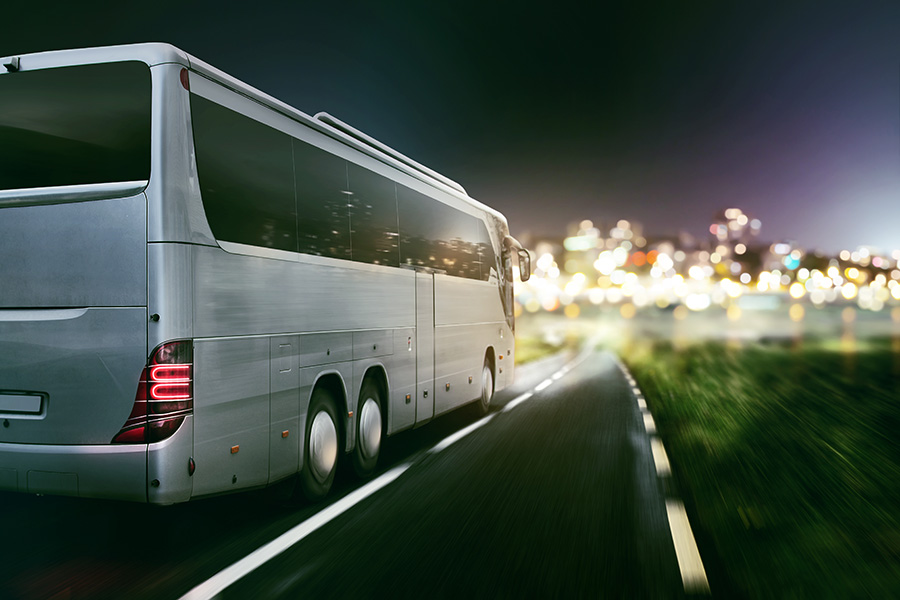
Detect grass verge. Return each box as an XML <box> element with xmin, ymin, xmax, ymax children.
<box><xmin>622</xmin><ymin>337</ymin><xmax>900</xmax><ymax>598</ymax></box>
<box><xmin>514</xmin><ymin>335</ymin><xmax>566</xmax><ymax>365</ymax></box>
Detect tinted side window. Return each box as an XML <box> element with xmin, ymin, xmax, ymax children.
<box><xmin>293</xmin><ymin>139</ymin><xmax>350</xmax><ymax>259</ymax></box>
<box><xmin>347</xmin><ymin>163</ymin><xmax>399</xmax><ymax>267</ymax></box>
<box><xmin>191</xmin><ymin>95</ymin><xmax>296</xmax><ymax>252</ymax></box>
<box><xmin>398</xmin><ymin>186</ymin><xmax>480</xmax><ymax>279</ymax></box>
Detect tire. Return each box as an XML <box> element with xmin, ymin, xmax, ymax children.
<box><xmin>299</xmin><ymin>388</ymin><xmax>340</xmax><ymax>501</ymax></box>
<box><xmin>352</xmin><ymin>380</ymin><xmax>383</xmax><ymax>478</ymax></box>
<box><xmin>476</xmin><ymin>360</ymin><xmax>494</xmax><ymax>416</ymax></box>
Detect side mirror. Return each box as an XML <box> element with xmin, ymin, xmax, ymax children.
<box><xmin>517</xmin><ymin>248</ymin><xmax>531</xmax><ymax>282</ymax></box>
<box><xmin>504</xmin><ymin>235</ymin><xmax>531</xmax><ymax>282</ymax></box>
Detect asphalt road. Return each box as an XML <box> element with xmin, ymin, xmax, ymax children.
<box><xmin>0</xmin><ymin>348</ymin><xmax>696</xmax><ymax>599</ymax></box>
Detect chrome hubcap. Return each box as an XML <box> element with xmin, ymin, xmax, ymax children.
<box><xmin>358</xmin><ymin>397</ymin><xmax>382</xmax><ymax>460</ymax></box>
<box><xmin>309</xmin><ymin>410</ymin><xmax>337</xmax><ymax>483</ymax></box>
<box><xmin>482</xmin><ymin>366</ymin><xmax>493</xmax><ymax>408</ymax></box>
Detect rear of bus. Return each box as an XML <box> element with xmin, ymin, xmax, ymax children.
<box><xmin>0</xmin><ymin>45</ymin><xmax>195</xmax><ymax>503</ymax></box>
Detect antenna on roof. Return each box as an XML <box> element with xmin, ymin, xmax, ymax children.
<box><xmin>313</xmin><ymin>112</ymin><xmax>468</xmax><ymax>197</ymax></box>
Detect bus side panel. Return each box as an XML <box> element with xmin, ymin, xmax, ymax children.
<box><xmin>433</xmin><ymin>276</ymin><xmax>508</xmax><ymax>415</ymax></box>
<box><xmin>147</xmin><ymin>415</ymin><xmax>194</xmax><ymax>504</ymax></box>
<box><xmin>191</xmin><ymin>246</ymin><xmax>415</xmax><ymax>338</ymax></box>
<box><xmin>269</xmin><ymin>335</ymin><xmax>300</xmax><ymax>484</ymax></box>
<box><xmin>387</xmin><ymin>328</ymin><xmax>416</xmax><ymax>434</ymax></box>
<box><xmin>192</xmin><ymin>338</ymin><xmax>269</xmax><ymax>497</ymax></box>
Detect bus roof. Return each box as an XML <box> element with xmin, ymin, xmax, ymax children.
<box><xmin>3</xmin><ymin>42</ymin><xmax>510</xmax><ymax>232</ymax></box>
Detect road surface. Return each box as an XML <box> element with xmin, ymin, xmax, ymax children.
<box><xmin>0</xmin><ymin>348</ymin><xmax>705</xmax><ymax>599</ymax></box>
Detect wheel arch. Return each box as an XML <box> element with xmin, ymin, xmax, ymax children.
<box><xmin>484</xmin><ymin>345</ymin><xmax>497</xmax><ymax>378</ymax></box>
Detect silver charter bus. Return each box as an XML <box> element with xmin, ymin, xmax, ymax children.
<box><xmin>0</xmin><ymin>43</ymin><xmax>531</xmax><ymax>504</ymax></box>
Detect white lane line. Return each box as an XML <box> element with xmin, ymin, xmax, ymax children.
<box><xmin>650</xmin><ymin>437</ymin><xmax>671</xmax><ymax>476</ymax></box>
<box><xmin>503</xmin><ymin>392</ymin><xmax>533</xmax><ymax>413</ymax></box>
<box><xmin>666</xmin><ymin>500</ymin><xmax>710</xmax><ymax>593</ymax></box>
<box><xmin>552</xmin><ymin>371</ymin><xmax>564</xmax><ymax>381</ymax></box>
<box><xmin>429</xmin><ymin>414</ymin><xmax>495</xmax><ymax>454</ymax></box>
<box><xmin>631</xmin><ymin>386</ymin><xmax>642</xmax><ymax>395</ymax></box>
<box><xmin>534</xmin><ymin>379</ymin><xmax>553</xmax><ymax>392</ymax></box>
<box><xmin>179</xmin><ymin>463</ymin><xmax>411</xmax><ymax>600</ymax></box>
<box><xmin>643</xmin><ymin>413</ymin><xmax>656</xmax><ymax>434</ymax></box>
<box><xmin>637</xmin><ymin>397</ymin><xmax>647</xmax><ymax>410</ymax></box>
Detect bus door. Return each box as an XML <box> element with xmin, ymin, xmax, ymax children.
<box><xmin>415</xmin><ymin>270</ymin><xmax>435</xmax><ymax>424</ymax></box>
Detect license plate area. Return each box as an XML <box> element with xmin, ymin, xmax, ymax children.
<box><xmin>0</xmin><ymin>392</ymin><xmax>46</xmax><ymax>416</ymax></box>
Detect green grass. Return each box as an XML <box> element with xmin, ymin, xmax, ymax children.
<box><xmin>621</xmin><ymin>338</ymin><xmax>900</xmax><ymax>598</ymax></box>
<box><xmin>514</xmin><ymin>334</ymin><xmax>567</xmax><ymax>365</ymax></box>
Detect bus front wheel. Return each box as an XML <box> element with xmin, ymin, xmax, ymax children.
<box><xmin>477</xmin><ymin>360</ymin><xmax>494</xmax><ymax>416</ymax></box>
<box><xmin>299</xmin><ymin>388</ymin><xmax>339</xmax><ymax>501</ymax></box>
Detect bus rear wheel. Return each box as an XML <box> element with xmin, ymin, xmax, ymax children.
<box><xmin>352</xmin><ymin>380</ymin><xmax>383</xmax><ymax>478</ymax></box>
<box><xmin>299</xmin><ymin>388</ymin><xmax>339</xmax><ymax>501</ymax></box>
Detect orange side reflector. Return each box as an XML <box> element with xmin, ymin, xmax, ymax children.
<box><xmin>499</xmin><ymin>355</ymin><xmax>504</xmax><ymax>360</ymax></box>
<box><xmin>348</xmin><ymin>411</ymin><xmax>354</xmax><ymax>418</ymax></box>
<box><xmin>282</xmin><ymin>430</ymin><xmax>289</xmax><ymax>439</ymax></box>
<box><xmin>231</xmin><ymin>445</ymin><xmax>239</xmax><ymax>454</ymax></box>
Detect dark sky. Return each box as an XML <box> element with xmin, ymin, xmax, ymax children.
<box><xmin>3</xmin><ymin>1</ymin><xmax>899</xmax><ymax>254</ymax></box>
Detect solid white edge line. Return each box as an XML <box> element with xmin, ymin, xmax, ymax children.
<box><xmin>429</xmin><ymin>414</ymin><xmax>494</xmax><ymax>454</ymax></box>
<box><xmin>179</xmin><ymin>463</ymin><xmax>411</xmax><ymax>600</ymax></box>
<box><xmin>503</xmin><ymin>392</ymin><xmax>533</xmax><ymax>413</ymax></box>
<box><xmin>534</xmin><ymin>379</ymin><xmax>553</xmax><ymax>392</ymax></box>
<box><xmin>666</xmin><ymin>500</ymin><xmax>710</xmax><ymax>592</ymax></box>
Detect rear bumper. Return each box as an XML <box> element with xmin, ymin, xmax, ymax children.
<box><xmin>0</xmin><ymin>441</ymin><xmax>147</xmax><ymax>502</ymax></box>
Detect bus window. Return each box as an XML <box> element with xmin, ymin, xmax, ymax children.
<box><xmin>293</xmin><ymin>139</ymin><xmax>351</xmax><ymax>259</ymax></box>
<box><xmin>347</xmin><ymin>163</ymin><xmax>399</xmax><ymax>267</ymax></box>
<box><xmin>191</xmin><ymin>95</ymin><xmax>297</xmax><ymax>252</ymax></box>
<box><xmin>0</xmin><ymin>61</ymin><xmax>150</xmax><ymax>191</ymax></box>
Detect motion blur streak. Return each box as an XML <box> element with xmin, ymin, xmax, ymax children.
<box><xmin>179</xmin><ymin>463</ymin><xmax>411</xmax><ymax>600</ymax></box>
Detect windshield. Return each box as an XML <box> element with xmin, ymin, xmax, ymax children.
<box><xmin>0</xmin><ymin>61</ymin><xmax>150</xmax><ymax>191</ymax></box>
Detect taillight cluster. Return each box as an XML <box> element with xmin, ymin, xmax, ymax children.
<box><xmin>112</xmin><ymin>340</ymin><xmax>193</xmax><ymax>444</ymax></box>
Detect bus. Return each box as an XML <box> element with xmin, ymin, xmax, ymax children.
<box><xmin>0</xmin><ymin>43</ymin><xmax>531</xmax><ymax>504</ymax></box>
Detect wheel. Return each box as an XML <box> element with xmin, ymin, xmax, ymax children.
<box><xmin>352</xmin><ymin>380</ymin><xmax>383</xmax><ymax>478</ymax></box>
<box><xmin>476</xmin><ymin>360</ymin><xmax>494</xmax><ymax>416</ymax></box>
<box><xmin>299</xmin><ymin>388</ymin><xmax>340</xmax><ymax>501</ymax></box>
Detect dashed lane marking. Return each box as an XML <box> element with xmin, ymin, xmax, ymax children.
<box><xmin>666</xmin><ymin>500</ymin><xmax>711</xmax><ymax>593</ymax></box>
<box><xmin>503</xmin><ymin>392</ymin><xmax>533</xmax><ymax>413</ymax></box>
<box><xmin>534</xmin><ymin>378</ymin><xmax>553</xmax><ymax>392</ymax></box>
<box><xmin>429</xmin><ymin>414</ymin><xmax>495</xmax><ymax>454</ymax></box>
<box><xmin>650</xmin><ymin>437</ymin><xmax>671</xmax><ymax>476</ymax></box>
<box><xmin>617</xmin><ymin>358</ymin><xmax>710</xmax><ymax>595</ymax></box>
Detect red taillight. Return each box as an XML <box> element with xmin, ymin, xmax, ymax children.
<box><xmin>112</xmin><ymin>340</ymin><xmax>193</xmax><ymax>444</ymax></box>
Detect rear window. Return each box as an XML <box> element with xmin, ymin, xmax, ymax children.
<box><xmin>0</xmin><ymin>61</ymin><xmax>151</xmax><ymax>191</ymax></box>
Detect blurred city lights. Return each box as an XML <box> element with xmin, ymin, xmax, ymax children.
<box><xmin>511</xmin><ymin>210</ymin><xmax>899</xmax><ymax>319</ymax></box>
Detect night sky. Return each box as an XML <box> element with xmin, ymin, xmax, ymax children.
<box><xmin>3</xmin><ymin>1</ymin><xmax>899</xmax><ymax>254</ymax></box>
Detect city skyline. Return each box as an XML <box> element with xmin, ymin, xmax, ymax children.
<box><xmin>1</xmin><ymin>2</ymin><xmax>899</xmax><ymax>255</ymax></box>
